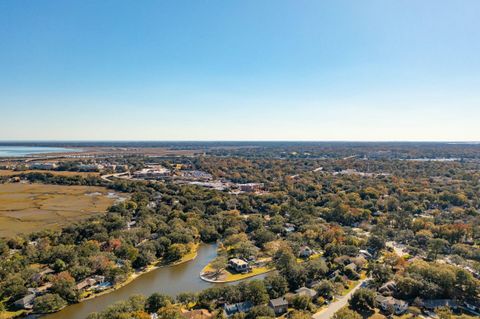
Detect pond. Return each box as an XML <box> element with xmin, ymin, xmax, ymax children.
<box><xmin>43</xmin><ymin>244</ymin><xmax>266</xmax><ymax>319</ymax></box>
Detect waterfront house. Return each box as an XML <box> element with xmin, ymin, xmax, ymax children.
<box><xmin>14</xmin><ymin>294</ymin><xmax>36</xmax><ymax>310</ymax></box>
<box><xmin>228</xmin><ymin>258</ymin><xmax>250</xmax><ymax>273</ymax></box>
<box><xmin>76</xmin><ymin>275</ymin><xmax>105</xmax><ymax>291</ymax></box>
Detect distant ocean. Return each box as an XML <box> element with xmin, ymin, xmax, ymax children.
<box><xmin>0</xmin><ymin>146</ymin><xmax>79</xmax><ymax>157</ymax></box>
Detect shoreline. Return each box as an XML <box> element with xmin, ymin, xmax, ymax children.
<box><xmin>79</xmin><ymin>242</ymin><xmax>200</xmax><ymax>302</ymax></box>
<box><xmin>13</xmin><ymin>243</ymin><xmax>202</xmax><ymax>319</ymax></box>
<box><xmin>199</xmin><ymin>262</ymin><xmax>274</xmax><ymax>283</ymax></box>
<box><xmin>199</xmin><ymin>269</ymin><xmax>274</xmax><ymax>283</ymax></box>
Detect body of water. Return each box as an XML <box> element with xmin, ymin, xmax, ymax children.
<box><xmin>44</xmin><ymin>244</ymin><xmax>266</xmax><ymax>319</ymax></box>
<box><xmin>0</xmin><ymin>146</ymin><xmax>78</xmax><ymax>157</ymax></box>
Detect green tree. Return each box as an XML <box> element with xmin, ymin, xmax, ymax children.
<box><xmin>239</xmin><ymin>280</ymin><xmax>269</xmax><ymax>305</ymax></box>
<box><xmin>33</xmin><ymin>294</ymin><xmax>67</xmax><ymax>313</ymax></box>
<box><xmin>264</xmin><ymin>273</ymin><xmax>288</xmax><ymax>298</ymax></box>
<box><xmin>166</xmin><ymin>243</ymin><xmax>188</xmax><ymax>262</ymax></box>
<box><xmin>333</xmin><ymin>307</ymin><xmax>362</xmax><ymax>319</ymax></box>
<box><xmin>349</xmin><ymin>288</ymin><xmax>376</xmax><ymax>311</ymax></box>
<box><xmin>292</xmin><ymin>294</ymin><xmax>312</xmax><ymax>311</ymax></box>
<box><xmin>428</xmin><ymin>238</ymin><xmax>449</xmax><ymax>260</ymax></box>
<box><xmin>51</xmin><ymin>271</ymin><xmax>79</xmax><ymax>303</ymax></box>
<box><xmin>314</xmin><ymin>280</ymin><xmax>335</xmax><ymax>299</ymax></box>
<box><xmin>146</xmin><ymin>293</ymin><xmax>173</xmax><ymax>313</ymax></box>
<box><xmin>246</xmin><ymin>305</ymin><xmax>275</xmax><ymax>319</ymax></box>
<box><xmin>210</xmin><ymin>256</ymin><xmax>227</xmax><ymax>277</ymax></box>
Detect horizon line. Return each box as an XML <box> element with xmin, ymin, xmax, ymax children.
<box><xmin>0</xmin><ymin>140</ymin><xmax>479</xmax><ymax>144</ymax></box>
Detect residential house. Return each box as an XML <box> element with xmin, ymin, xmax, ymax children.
<box><xmin>344</xmin><ymin>262</ymin><xmax>358</xmax><ymax>272</ymax></box>
<box><xmin>328</xmin><ymin>269</ymin><xmax>341</xmax><ymax>280</ymax></box>
<box><xmin>127</xmin><ymin>220</ymin><xmax>137</xmax><ymax>230</ymax></box>
<box><xmin>295</xmin><ymin>287</ymin><xmax>317</xmax><ymax>299</ymax></box>
<box><xmin>284</xmin><ymin>223</ymin><xmax>296</xmax><ymax>234</ymax></box>
<box><xmin>223</xmin><ymin>301</ymin><xmax>253</xmax><ymax>317</ymax></box>
<box><xmin>359</xmin><ymin>249</ymin><xmax>373</xmax><ymax>259</ymax></box>
<box><xmin>228</xmin><ymin>258</ymin><xmax>250</xmax><ymax>273</ymax></box>
<box><xmin>14</xmin><ymin>294</ymin><xmax>36</xmax><ymax>310</ymax></box>
<box><xmin>32</xmin><ymin>267</ymin><xmax>54</xmax><ymax>283</ymax></box>
<box><xmin>379</xmin><ymin>281</ymin><xmax>397</xmax><ymax>296</ymax></box>
<box><xmin>76</xmin><ymin>275</ymin><xmax>105</xmax><ymax>291</ymax></box>
<box><xmin>299</xmin><ymin>246</ymin><xmax>314</xmax><ymax>258</ymax></box>
<box><xmin>269</xmin><ymin>297</ymin><xmax>288</xmax><ymax>315</ymax></box>
<box><xmin>376</xmin><ymin>295</ymin><xmax>408</xmax><ymax>315</ymax></box>
<box><xmin>28</xmin><ymin>283</ymin><xmax>53</xmax><ymax>295</ymax></box>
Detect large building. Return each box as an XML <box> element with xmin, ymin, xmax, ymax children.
<box><xmin>133</xmin><ymin>166</ymin><xmax>170</xmax><ymax>179</ymax></box>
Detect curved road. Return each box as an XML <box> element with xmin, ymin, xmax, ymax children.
<box><xmin>312</xmin><ymin>278</ymin><xmax>370</xmax><ymax>319</ymax></box>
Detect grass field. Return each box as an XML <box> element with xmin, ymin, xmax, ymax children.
<box><xmin>0</xmin><ymin>169</ymin><xmax>100</xmax><ymax>177</ymax></box>
<box><xmin>201</xmin><ymin>262</ymin><xmax>274</xmax><ymax>283</ymax></box>
<box><xmin>0</xmin><ymin>183</ymin><xmax>117</xmax><ymax>237</ymax></box>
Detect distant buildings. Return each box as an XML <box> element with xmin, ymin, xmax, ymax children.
<box><xmin>238</xmin><ymin>183</ymin><xmax>263</xmax><ymax>193</ymax></box>
<box><xmin>78</xmin><ymin>163</ymin><xmax>104</xmax><ymax>171</ymax></box>
<box><xmin>179</xmin><ymin>170</ymin><xmax>213</xmax><ymax>181</ymax></box>
<box><xmin>133</xmin><ymin>166</ymin><xmax>170</xmax><ymax>179</ymax></box>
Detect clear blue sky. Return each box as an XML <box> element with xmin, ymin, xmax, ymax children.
<box><xmin>1</xmin><ymin>0</ymin><xmax>479</xmax><ymax>141</ymax></box>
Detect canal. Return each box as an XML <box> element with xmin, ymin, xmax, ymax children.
<box><xmin>44</xmin><ymin>244</ymin><xmax>265</xmax><ymax>319</ymax></box>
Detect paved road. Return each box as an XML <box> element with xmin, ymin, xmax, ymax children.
<box><xmin>312</xmin><ymin>278</ymin><xmax>370</xmax><ymax>319</ymax></box>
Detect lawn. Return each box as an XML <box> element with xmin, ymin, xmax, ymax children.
<box><xmin>0</xmin><ymin>183</ymin><xmax>118</xmax><ymax>237</ymax></box>
<box><xmin>201</xmin><ymin>262</ymin><xmax>274</xmax><ymax>283</ymax></box>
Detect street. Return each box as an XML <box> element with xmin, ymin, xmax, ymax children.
<box><xmin>312</xmin><ymin>278</ymin><xmax>370</xmax><ymax>319</ymax></box>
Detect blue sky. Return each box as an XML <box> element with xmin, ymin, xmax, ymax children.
<box><xmin>1</xmin><ymin>0</ymin><xmax>479</xmax><ymax>141</ymax></box>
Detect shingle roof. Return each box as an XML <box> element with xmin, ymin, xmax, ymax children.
<box><xmin>269</xmin><ymin>297</ymin><xmax>288</xmax><ymax>307</ymax></box>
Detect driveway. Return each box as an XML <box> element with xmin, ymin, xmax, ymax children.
<box><xmin>312</xmin><ymin>278</ymin><xmax>370</xmax><ymax>319</ymax></box>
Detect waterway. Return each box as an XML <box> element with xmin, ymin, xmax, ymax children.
<box><xmin>0</xmin><ymin>146</ymin><xmax>79</xmax><ymax>157</ymax></box>
<box><xmin>44</xmin><ymin>244</ymin><xmax>265</xmax><ymax>319</ymax></box>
